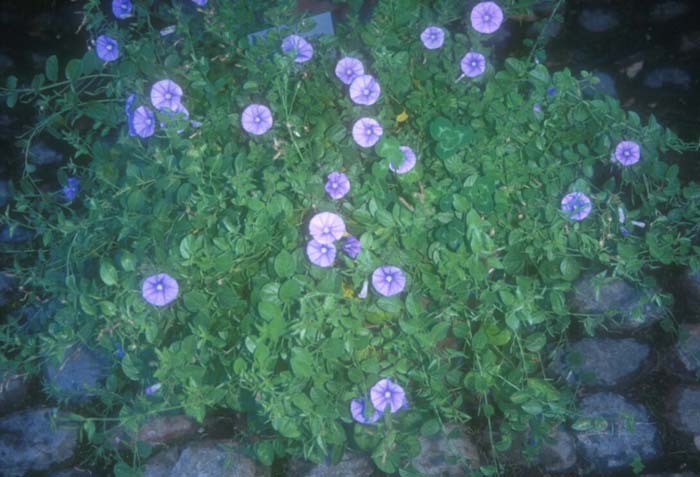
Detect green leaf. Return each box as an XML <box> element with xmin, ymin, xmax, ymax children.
<box><xmin>560</xmin><ymin>257</ymin><xmax>581</xmax><ymax>281</ymax></box>
<box><xmin>279</xmin><ymin>278</ymin><xmax>302</xmax><ymax>302</ymax></box>
<box><xmin>420</xmin><ymin>419</ymin><xmax>441</xmax><ymax>436</ymax></box>
<box><xmin>99</xmin><ymin>259</ymin><xmax>118</xmax><ymax>286</ymax></box>
<box><xmin>290</xmin><ymin>347</ymin><xmax>313</xmax><ymax>378</ymax></box>
<box><xmin>5</xmin><ymin>75</ymin><xmax>17</xmax><ymax>90</ymax></box>
<box><xmin>529</xmin><ymin>64</ymin><xmax>550</xmax><ymax>85</ymax></box>
<box><xmin>65</xmin><ymin>59</ymin><xmax>82</xmax><ymax>82</ymax></box>
<box><xmin>258</xmin><ymin>301</ymin><xmax>282</xmax><ymax>321</ymax></box>
<box><xmin>429</xmin><ymin>116</ymin><xmax>452</xmax><ymax>140</ymax></box>
<box><xmin>524</xmin><ymin>332</ymin><xmax>547</xmax><ymax>352</ymax></box>
<box><xmin>521</xmin><ymin>400</ymin><xmax>543</xmax><ymax>415</ymax></box>
<box><xmin>472</xmin><ymin>328</ymin><xmax>488</xmax><ymax>350</ymax></box>
<box><xmin>121</xmin><ymin>354</ymin><xmax>140</xmax><ymax>380</ymax></box>
<box><xmin>375</xmin><ymin>137</ymin><xmax>403</xmax><ymax>162</ymax></box>
<box><xmin>255</xmin><ymin>441</ymin><xmax>275</xmax><ymax>466</ymax></box>
<box><xmin>6</xmin><ymin>92</ymin><xmax>17</xmax><ymax>108</ymax></box>
<box><xmin>183</xmin><ymin>291</ymin><xmax>208</xmax><ymax>312</ymax></box>
<box><xmin>45</xmin><ymin>55</ymin><xmax>58</xmax><ymax>82</ymax></box>
<box><xmin>274</xmin><ymin>250</ymin><xmax>296</xmax><ymax>278</ymax></box>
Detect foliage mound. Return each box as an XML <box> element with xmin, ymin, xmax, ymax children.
<box><xmin>2</xmin><ymin>0</ymin><xmax>699</xmax><ymax>475</ymax></box>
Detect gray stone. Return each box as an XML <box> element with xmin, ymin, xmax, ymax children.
<box><xmin>0</xmin><ymin>272</ymin><xmax>16</xmax><ymax>306</ymax></box>
<box><xmin>144</xmin><ymin>446</ymin><xmax>182</xmax><ymax>477</ymax></box>
<box><xmin>0</xmin><ymin>367</ymin><xmax>29</xmax><ymax>415</ymax></box>
<box><xmin>0</xmin><ymin>52</ymin><xmax>13</xmax><ymax>71</ymax></box>
<box><xmin>650</xmin><ymin>1</ymin><xmax>689</xmax><ymax>22</ymax></box>
<box><xmin>666</xmin><ymin>385</ymin><xmax>700</xmax><ymax>434</ymax></box>
<box><xmin>138</xmin><ymin>414</ymin><xmax>199</xmax><ymax>445</ymax></box>
<box><xmin>0</xmin><ymin>113</ymin><xmax>18</xmax><ymax>140</ymax></box>
<box><xmin>47</xmin><ymin>469</ymin><xmax>93</xmax><ymax>477</ymax></box>
<box><xmin>681</xmin><ymin>270</ymin><xmax>700</xmax><ymax>311</ymax></box>
<box><xmin>582</xmin><ymin>71</ymin><xmax>617</xmax><ymax>98</ymax></box>
<box><xmin>642</xmin><ymin>474</ymin><xmax>700</xmax><ymax>477</ymax></box>
<box><xmin>0</xmin><ymin>224</ymin><xmax>33</xmax><ymax>244</ymax></box>
<box><xmin>29</xmin><ymin>141</ymin><xmax>64</xmax><ymax>165</ymax></box>
<box><xmin>44</xmin><ymin>345</ymin><xmax>110</xmax><ymax>403</ymax></box>
<box><xmin>0</xmin><ymin>407</ymin><xmax>79</xmax><ymax>477</ymax></box>
<box><xmin>0</xmin><ymin>179</ymin><xmax>10</xmax><ymax>208</ymax></box>
<box><xmin>550</xmin><ymin>338</ymin><xmax>652</xmax><ymax>388</ymax></box>
<box><xmin>288</xmin><ymin>451</ymin><xmax>374</xmax><ymax>477</ymax></box>
<box><xmin>167</xmin><ymin>440</ymin><xmax>269</xmax><ymax>477</ymax></box>
<box><xmin>574</xmin><ymin>392</ymin><xmax>661</xmax><ymax>471</ymax></box>
<box><xmin>643</xmin><ymin>67</ymin><xmax>691</xmax><ymax>90</ymax></box>
<box><xmin>539</xmin><ymin>428</ymin><xmax>576</xmax><ymax>472</ymax></box>
<box><xmin>570</xmin><ymin>274</ymin><xmax>667</xmax><ymax>331</ymax></box>
<box><xmin>17</xmin><ymin>299</ymin><xmax>61</xmax><ymax>334</ymax></box>
<box><xmin>669</xmin><ymin>324</ymin><xmax>700</xmax><ymax>380</ymax></box>
<box><xmin>578</xmin><ymin>9</ymin><xmax>619</xmax><ymax>33</ymax></box>
<box><xmin>411</xmin><ymin>424</ymin><xmax>480</xmax><ymax>476</ymax></box>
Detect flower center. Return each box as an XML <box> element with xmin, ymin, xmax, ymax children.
<box><xmin>255</xmin><ymin>116</ymin><xmax>261</xmax><ymax>123</ymax></box>
<box><xmin>484</xmin><ymin>13</ymin><xmax>491</xmax><ymax>22</ymax></box>
<box><xmin>321</xmin><ymin>246</ymin><xmax>327</xmax><ymax>254</ymax></box>
<box><xmin>471</xmin><ymin>60</ymin><xmax>478</xmax><ymax>67</ymax></box>
<box><xmin>146</xmin><ymin>119</ymin><xmax>152</xmax><ymax>125</ymax></box>
<box><xmin>323</xmin><ymin>226</ymin><xmax>330</xmax><ymax>234</ymax></box>
<box><xmin>346</xmin><ymin>69</ymin><xmax>352</xmax><ymax>76</ymax></box>
<box><xmin>107</xmin><ymin>44</ymin><xmax>113</xmax><ymax>50</ymax></box>
<box><xmin>363</xmin><ymin>88</ymin><xmax>370</xmax><ymax>96</ymax></box>
<box><xmin>384</xmin><ymin>391</ymin><xmax>391</xmax><ymax>398</ymax></box>
<box><xmin>156</xmin><ymin>283</ymin><xmax>164</xmax><ymax>291</ymax></box>
<box><xmin>331</xmin><ymin>182</ymin><xmax>337</xmax><ymax>189</ymax></box>
<box><xmin>365</xmin><ymin>128</ymin><xmax>372</xmax><ymax>136</ymax></box>
<box><xmin>165</xmin><ymin>93</ymin><xmax>172</xmax><ymax>100</ymax></box>
<box><xmin>386</xmin><ymin>275</ymin><xmax>393</xmax><ymax>282</ymax></box>
<box><xmin>624</xmin><ymin>150</ymin><xmax>630</xmax><ymax>156</ymax></box>
<box><xmin>431</xmin><ymin>33</ymin><xmax>437</xmax><ymax>40</ymax></box>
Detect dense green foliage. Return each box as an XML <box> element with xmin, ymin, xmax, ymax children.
<box><xmin>2</xmin><ymin>0</ymin><xmax>700</xmax><ymax>475</ymax></box>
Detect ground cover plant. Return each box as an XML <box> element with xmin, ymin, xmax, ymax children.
<box><xmin>2</xmin><ymin>0</ymin><xmax>700</xmax><ymax>475</ymax></box>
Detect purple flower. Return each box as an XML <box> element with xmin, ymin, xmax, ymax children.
<box><xmin>309</xmin><ymin>212</ymin><xmax>346</xmax><ymax>244</ymax></box>
<box><xmin>241</xmin><ymin>104</ymin><xmax>273</xmax><ymax>136</ymax></box>
<box><xmin>372</xmin><ymin>266</ymin><xmax>406</xmax><ymax>297</ymax></box>
<box><xmin>131</xmin><ymin>106</ymin><xmax>156</xmax><ymax>138</ymax></box>
<box><xmin>112</xmin><ymin>0</ymin><xmax>132</xmax><ymax>19</ymax></box>
<box><xmin>547</xmin><ymin>86</ymin><xmax>557</xmax><ymax>96</ymax></box>
<box><xmin>63</xmin><ymin>177</ymin><xmax>80</xmax><ymax>202</ymax></box>
<box><xmin>349</xmin><ymin>75</ymin><xmax>381</xmax><ymax>106</ymax></box>
<box><xmin>352</xmin><ymin>117</ymin><xmax>383</xmax><ymax>148</ymax></box>
<box><xmin>325</xmin><ymin>172</ymin><xmax>350</xmax><ymax>200</ymax></box>
<box><xmin>471</xmin><ymin>1</ymin><xmax>504</xmax><ymax>34</ymax></box>
<box><xmin>342</xmin><ymin>235</ymin><xmax>362</xmax><ymax>259</ymax></box>
<box><xmin>389</xmin><ymin>146</ymin><xmax>417</xmax><ymax>174</ymax></box>
<box><xmin>350</xmin><ymin>397</ymin><xmax>383</xmax><ymax>424</ymax></box>
<box><xmin>420</xmin><ymin>26</ymin><xmax>445</xmax><ymax>49</ymax></box>
<box><xmin>191</xmin><ymin>0</ymin><xmax>208</xmax><ymax>5</ymax></box>
<box><xmin>533</xmin><ymin>102</ymin><xmax>542</xmax><ymax>114</ymax></box>
<box><xmin>614</xmin><ymin>141</ymin><xmax>641</xmax><ymax>166</ymax></box>
<box><xmin>335</xmin><ymin>57</ymin><xmax>364</xmax><ymax>85</ymax></box>
<box><xmin>306</xmin><ymin>240</ymin><xmax>336</xmax><ymax>268</ymax></box>
<box><xmin>561</xmin><ymin>192</ymin><xmax>592</xmax><ymax>221</ymax></box>
<box><xmin>96</xmin><ymin>35</ymin><xmax>119</xmax><ymax>62</ymax></box>
<box><xmin>145</xmin><ymin>383</ymin><xmax>162</xmax><ymax>395</ymax></box>
<box><xmin>460</xmin><ymin>52</ymin><xmax>486</xmax><ymax>78</ymax></box>
<box><xmin>621</xmin><ymin>226</ymin><xmax>630</xmax><ymax>237</ymax></box>
<box><xmin>370</xmin><ymin>378</ymin><xmax>408</xmax><ymax>413</ymax></box>
<box><xmin>142</xmin><ymin>273</ymin><xmax>179</xmax><ymax>307</ymax></box>
<box><xmin>281</xmin><ymin>34</ymin><xmax>313</xmax><ymax>63</ymax></box>
<box><xmin>150</xmin><ymin>79</ymin><xmax>183</xmax><ymax>112</ymax></box>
